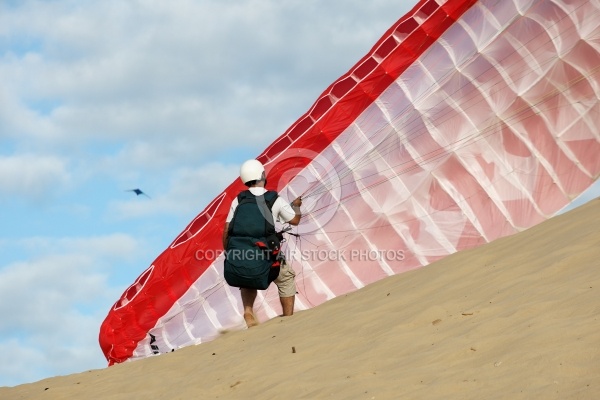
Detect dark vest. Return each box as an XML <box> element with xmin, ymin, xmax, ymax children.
<box><xmin>224</xmin><ymin>190</ymin><xmax>282</xmax><ymax>290</ymax></box>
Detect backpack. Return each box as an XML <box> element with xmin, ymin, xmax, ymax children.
<box><xmin>224</xmin><ymin>190</ymin><xmax>282</xmax><ymax>290</ymax></box>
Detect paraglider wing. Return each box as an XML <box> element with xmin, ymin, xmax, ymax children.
<box><xmin>100</xmin><ymin>0</ymin><xmax>600</xmax><ymax>365</ymax></box>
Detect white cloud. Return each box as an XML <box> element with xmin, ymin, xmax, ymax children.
<box><xmin>0</xmin><ymin>338</ymin><xmax>48</xmax><ymax>386</ymax></box>
<box><xmin>1</xmin><ymin>0</ymin><xmax>410</xmax><ymax>162</ymax></box>
<box><xmin>0</xmin><ymin>256</ymin><xmax>110</xmax><ymax>385</ymax></box>
<box><xmin>0</xmin><ymin>255</ymin><xmax>104</xmax><ymax>332</ymax></box>
<box><xmin>17</xmin><ymin>233</ymin><xmax>140</xmax><ymax>261</ymax></box>
<box><xmin>0</xmin><ymin>315</ymin><xmax>106</xmax><ymax>386</ymax></box>
<box><xmin>0</xmin><ymin>234</ymin><xmax>140</xmax><ymax>331</ymax></box>
<box><xmin>0</xmin><ymin>234</ymin><xmax>143</xmax><ymax>385</ymax></box>
<box><xmin>0</xmin><ymin>154</ymin><xmax>70</xmax><ymax>200</ymax></box>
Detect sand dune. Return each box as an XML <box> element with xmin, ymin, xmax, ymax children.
<box><xmin>2</xmin><ymin>198</ymin><xmax>598</xmax><ymax>399</ymax></box>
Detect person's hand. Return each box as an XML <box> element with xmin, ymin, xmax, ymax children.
<box><xmin>289</xmin><ymin>196</ymin><xmax>302</xmax><ymax>222</ymax></box>
<box><xmin>291</xmin><ymin>196</ymin><xmax>302</xmax><ymax>208</ymax></box>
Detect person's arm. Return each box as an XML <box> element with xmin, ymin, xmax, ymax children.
<box><xmin>223</xmin><ymin>198</ymin><xmax>238</xmax><ymax>248</ymax></box>
<box><xmin>222</xmin><ymin>222</ymin><xmax>229</xmax><ymax>249</ymax></box>
<box><xmin>287</xmin><ymin>197</ymin><xmax>302</xmax><ymax>226</ymax></box>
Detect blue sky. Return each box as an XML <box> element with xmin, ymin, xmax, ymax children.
<box><xmin>1</xmin><ymin>0</ymin><xmax>599</xmax><ymax>388</ymax></box>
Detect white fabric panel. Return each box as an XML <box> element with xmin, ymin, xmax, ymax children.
<box><xmin>131</xmin><ymin>0</ymin><xmax>600</xmax><ymax>359</ymax></box>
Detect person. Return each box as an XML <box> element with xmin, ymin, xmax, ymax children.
<box><xmin>222</xmin><ymin>159</ymin><xmax>302</xmax><ymax>328</ymax></box>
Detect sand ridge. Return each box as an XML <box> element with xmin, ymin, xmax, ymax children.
<box><xmin>1</xmin><ymin>198</ymin><xmax>598</xmax><ymax>399</ymax></box>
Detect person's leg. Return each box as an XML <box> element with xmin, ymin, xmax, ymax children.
<box><xmin>240</xmin><ymin>288</ymin><xmax>258</xmax><ymax>327</ymax></box>
<box><xmin>274</xmin><ymin>261</ymin><xmax>296</xmax><ymax>316</ymax></box>
<box><xmin>280</xmin><ymin>295</ymin><xmax>294</xmax><ymax>316</ymax></box>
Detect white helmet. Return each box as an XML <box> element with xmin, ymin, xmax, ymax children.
<box><xmin>240</xmin><ymin>159</ymin><xmax>265</xmax><ymax>185</ymax></box>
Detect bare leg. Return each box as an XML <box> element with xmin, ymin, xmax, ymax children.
<box><xmin>240</xmin><ymin>288</ymin><xmax>258</xmax><ymax>327</ymax></box>
<box><xmin>280</xmin><ymin>295</ymin><xmax>295</xmax><ymax>316</ymax></box>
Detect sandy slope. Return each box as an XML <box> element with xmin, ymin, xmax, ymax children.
<box><xmin>1</xmin><ymin>198</ymin><xmax>598</xmax><ymax>400</ymax></box>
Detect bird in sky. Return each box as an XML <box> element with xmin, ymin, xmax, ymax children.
<box><xmin>126</xmin><ymin>188</ymin><xmax>151</xmax><ymax>198</ymax></box>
